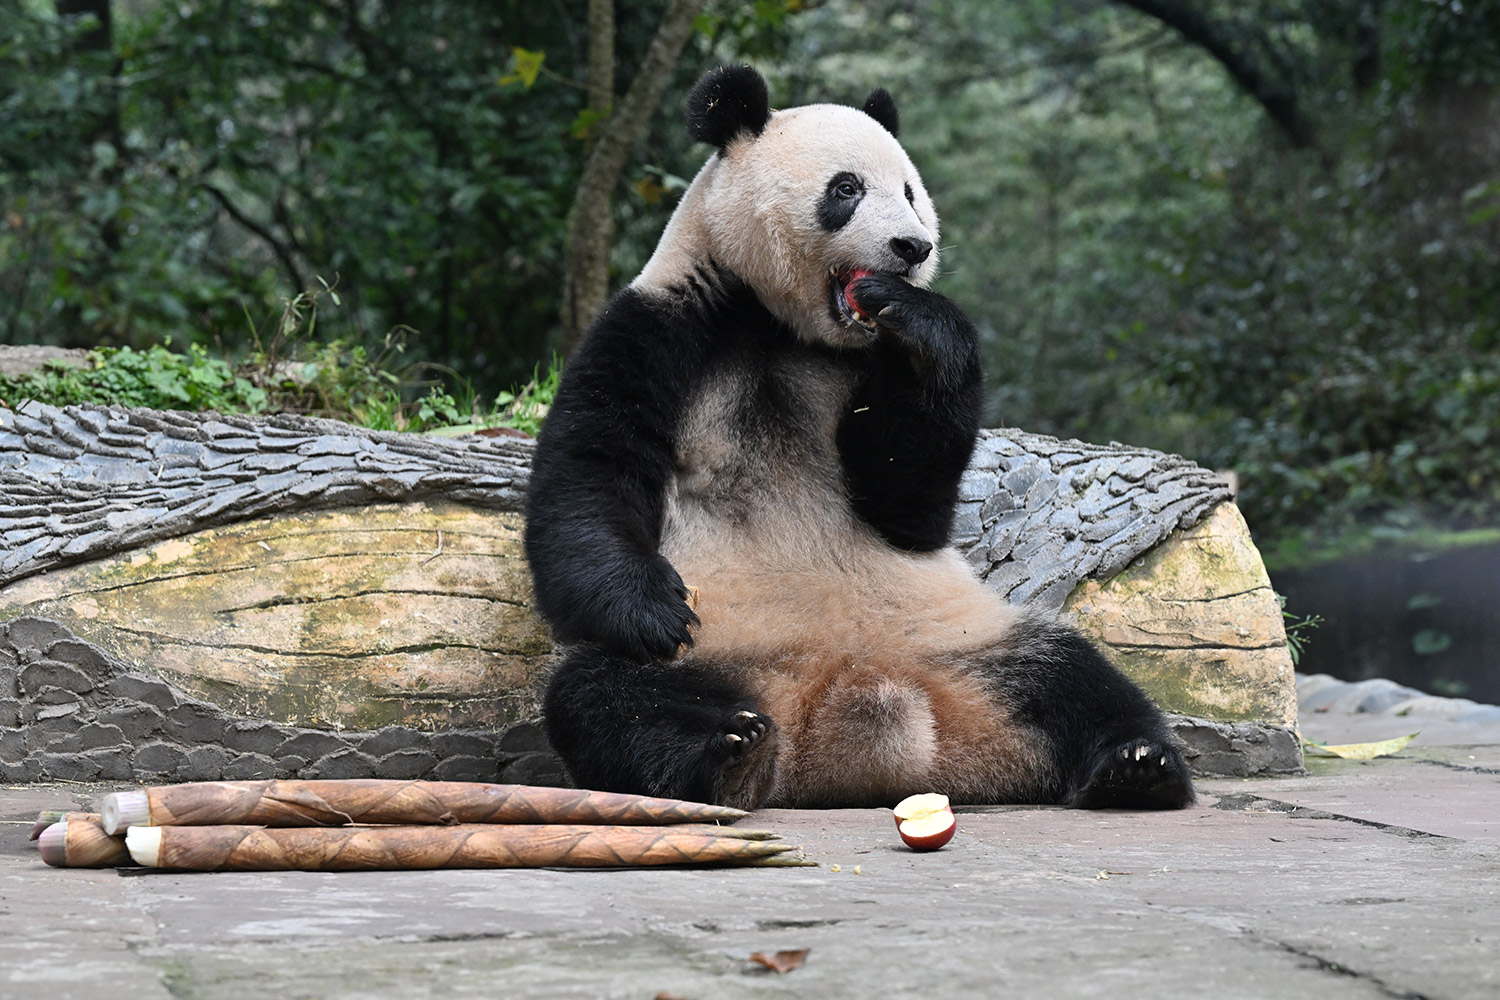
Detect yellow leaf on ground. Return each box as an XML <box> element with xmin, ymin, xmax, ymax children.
<box><xmin>1302</xmin><ymin>732</ymin><xmax>1419</xmax><ymax>759</ymax></box>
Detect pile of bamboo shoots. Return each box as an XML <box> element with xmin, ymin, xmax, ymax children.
<box><xmin>30</xmin><ymin>780</ymin><xmax>810</xmax><ymax>872</ymax></box>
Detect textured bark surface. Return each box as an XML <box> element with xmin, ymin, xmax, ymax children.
<box><xmin>132</xmin><ymin>822</ymin><xmax>802</xmax><ymax>872</ymax></box>
<box><xmin>953</xmin><ymin>428</ymin><xmax>1237</xmax><ymax>609</ymax></box>
<box><xmin>1</xmin><ymin>404</ymin><xmax>1233</xmax><ymax>599</ymax></box>
<box><xmin>105</xmin><ymin>779</ymin><xmax>749</xmax><ymax>829</ymax></box>
<box><xmin>0</xmin><ymin>346</ymin><xmax>88</xmax><ymax>377</ymax></box>
<box><xmin>0</xmin><ymin>403</ymin><xmax>1298</xmax><ymax>780</ymax></box>
<box><xmin>0</xmin><ymin>402</ymin><xmax>532</xmax><ymax>587</ymax></box>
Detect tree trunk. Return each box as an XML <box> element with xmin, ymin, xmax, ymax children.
<box><xmin>584</xmin><ymin>0</ymin><xmax>616</xmax><ymax>158</ymax></box>
<box><xmin>1110</xmin><ymin>0</ymin><xmax>1320</xmax><ymax>153</ymax></box>
<box><xmin>557</xmin><ymin>0</ymin><xmax>707</xmax><ymax>355</ymax></box>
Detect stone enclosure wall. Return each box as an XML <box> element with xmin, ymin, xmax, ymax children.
<box><xmin>0</xmin><ymin>615</ymin><xmax>564</xmax><ymax>787</ymax></box>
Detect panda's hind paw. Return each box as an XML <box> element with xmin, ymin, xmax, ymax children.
<box><xmin>1072</xmin><ymin>738</ymin><xmax>1195</xmax><ymax>810</ymax></box>
<box><xmin>712</xmin><ymin>709</ymin><xmax>773</xmax><ymax>761</ymax></box>
<box><xmin>706</xmin><ymin>708</ymin><xmax>779</xmax><ymax>810</ymax></box>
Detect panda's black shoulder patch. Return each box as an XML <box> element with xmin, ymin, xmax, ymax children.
<box><xmin>688</xmin><ymin>64</ymin><xmax>772</xmax><ymax>151</ymax></box>
<box><xmin>861</xmin><ymin>88</ymin><xmax>899</xmax><ymax>138</ymax></box>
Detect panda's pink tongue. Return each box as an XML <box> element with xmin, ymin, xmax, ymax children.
<box><xmin>843</xmin><ymin>268</ymin><xmax>874</xmax><ymax>319</ymax></box>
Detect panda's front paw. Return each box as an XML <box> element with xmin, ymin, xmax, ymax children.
<box><xmin>594</xmin><ymin>554</ymin><xmax>699</xmax><ymax>661</ymax></box>
<box><xmin>848</xmin><ymin>274</ymin><xmax>977</xmax><ymax>379</ymax></box>
<box><xmin>633</xmin><ymin>581</ymin><xmax>700</xmax><ymax>662</ymax></box>
<box><xmin>847</xmin><ymin>273</ymin><xmax>923</xmax><ymax>331</ymax></box>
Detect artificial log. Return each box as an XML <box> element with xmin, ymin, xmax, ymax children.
<box><xmin>100</xmin><ymin>779</ymin><xmax>746</xmax><ymax>833</ymax></box>
<box><xmin>36</xmin><ymin>818</ymin><xmax>131</xmax><ymax>868</ymax></box>
<box><xmin>0</xmin><ymin>401</ymin><xmax>1301</xmax><ymax>779</ymax></box>
<box><xmin>124</xmin><ymin>823</ymin><xmax>806</xmax><ymax>871</ymax></box>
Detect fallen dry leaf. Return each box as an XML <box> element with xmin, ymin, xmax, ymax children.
<box><xmin>749</xmin><ymin>949</ymin><xmax>809</xmax><ymax>974</ymax></box>
<box><xmin>1302</xmin><ymin>732</ymin><xmax>1419</xmax><ymax>760</ymax></box>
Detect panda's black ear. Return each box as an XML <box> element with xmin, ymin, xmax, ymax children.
<box><xmin>861</xmin><ymin>88</ymin><xmax>900</xmax><ymax>138</ymax></box>
<box><xmin>687</xmin><ymin>64</ymin><xmax>771</xmax><ymax>150</ymax></box>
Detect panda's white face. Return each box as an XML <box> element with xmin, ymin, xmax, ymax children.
<box><xmin>642</xmin><ymin>102</ymin><xmax>940</xmax><ymax>349</ymax></box>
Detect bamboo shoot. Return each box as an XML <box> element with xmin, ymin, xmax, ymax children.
<box><xmin>30</xmin><ymin>810</ymin><xmax>99</xmax><ymax>841</ymax></box>
<box><xmin>124</xmin><ymin>824</ymin><xmax>807</xmax><ymax>871</ymax></box>
<box><xmin>101</xmin><ymin>780</ymin><xmax>748</xmax><ymax>834</ymax></box>
<box><xmin>36</xmin><ymin>819</ymin><xmax>132</xmax><ymax>868</ymax></box>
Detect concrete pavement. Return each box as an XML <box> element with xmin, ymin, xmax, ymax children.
<box><xmin>4</xmin><ymin>732</ymin><xmax>1498</xmax><ymax>1000</ymax></box>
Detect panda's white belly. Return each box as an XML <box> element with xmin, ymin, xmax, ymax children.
<box><xmin>659</xmin><ymin>363</ymin><xmax>1016</xmax><ymax>664</ymax></box>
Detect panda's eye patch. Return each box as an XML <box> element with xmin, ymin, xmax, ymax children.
<box><xmin>905</xmin><ymin>183</ymin><xmax>915</xmax><ymax>205</ymax></box>
<box><xmin>819</xmin><ymin>172</ymin><xmax>865</xmax><ymax>232</ymax></box>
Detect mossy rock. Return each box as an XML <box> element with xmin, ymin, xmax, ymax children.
<box><xmin>1066</xmin><ymin>503</ymin><xmax>1297</xmax><ymax>727</ymax></box>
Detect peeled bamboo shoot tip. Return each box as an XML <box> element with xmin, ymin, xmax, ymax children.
<box><xmin>125</xmin><ymin>826</ymin><xmax>163</xmax><ymax>868</ymax></box>
<box><xmin>101</xmin><ymin>790</ymin><xmax>151</xmax><ymax>835</ymax></box>
<box><xmin>36</xmin><ymin>822</ymin><xmax>68</xmax><ymax>867</ymax></box>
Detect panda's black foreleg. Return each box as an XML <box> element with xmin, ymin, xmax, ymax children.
<box><xmin>542</xmin><ymin>645</ymin><xmax>778</xmax><ymax>808</ymax></box>
<box><xmin>986</xmin><ymin>618</ymin><xmax>1196</xmax><ymax>809</ymax></box>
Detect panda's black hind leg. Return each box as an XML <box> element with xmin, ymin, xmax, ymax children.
<box><xmin>542</xmin><ymin>645</ymin><xmax>779</xmax><ymax>808</ymax></box>
<box><xmin>986</xmin><ymin>616</ymin><xmax>1196</xmax><ymax>810</ymax></box>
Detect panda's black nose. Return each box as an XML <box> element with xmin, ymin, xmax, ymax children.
<box><xmin>890</xmin><ymin>236</ymin><xmax>932</xmax><ymax>265</ymax></box>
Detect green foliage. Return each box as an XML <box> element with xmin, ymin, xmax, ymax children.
<box><xmin>777</xmin><ymin>0</ymin><xmax>1500</xmax><ymax>555</ymax></box>
<box><xmin>1</xmin><ymin>0</ymin><xmax>802</xmax><ymax>385</ymax></box>
<box><xmin>421</xmin><ymin>359</ymin><xmax>560</xmax><ymax>438</ymax></box>
<box><xmin>0</xmin><ymin>0</ymin><xmax>586</xmax><ymax>387</ymax></box>
<box><xmin>0</xmin><ymin>323</ymin><xmax>561</xmax><ymax>437</ymax></box>
<box><xmin>0</xmin><ymin>342</ymin><xmax>266</xmax><ymax>413</ymax></box>
<box><xmin>489</xmin><ymin>358</ymin><xmax>561</xmax><ymax>436</ymax></box>
<box><xmin>1277</xmin><ymin>593</ymin><xmax>1323</xmax><ymax>667</ymax></box>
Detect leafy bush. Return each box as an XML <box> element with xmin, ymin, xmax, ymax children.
<box><xmin>0</xmin><ymin>339</ymin><xmax>559</xmax><ymax>437</ymax></box>
<box><xmin>0</xmin><ymin>343</ymin><xmax>266</xmax><ymax>413</ymax></box>
<box><xmin>789</xmin><ymin>0</ymin><xmax>1500</xmax><ymax>557</ymax></box>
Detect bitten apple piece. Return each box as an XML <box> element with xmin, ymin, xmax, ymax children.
<box><xmin>892</xmin><ymin>792</ymin><xmax>957</xmax><ymax>852</ymax></box>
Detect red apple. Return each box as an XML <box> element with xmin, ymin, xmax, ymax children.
<box><xmin>842</xmin><ymin>268</ymin><xmax>875</xmax><ymax>322</ymax></box>
<box><xmin>892</xmin><ymin>792</ymin><xmax>957</xmax><ymax>851</ymax></box>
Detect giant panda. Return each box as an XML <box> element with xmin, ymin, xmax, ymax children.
<box><xmin>523</xmin><ymin>65</ymin><xmax>1195</xmax><ymax>811</ymax></box>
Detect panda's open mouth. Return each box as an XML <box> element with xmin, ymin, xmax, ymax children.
<box><xmin>829</xmin><ymin>267</ymin><xmax>878</xmax><ymax>330</ymax></box>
